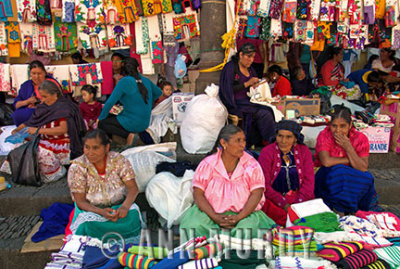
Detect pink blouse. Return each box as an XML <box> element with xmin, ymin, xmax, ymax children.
<box><xmin>193</xmin><ymin>148</ymin><xmax>266</xmax><ymax>214</ymax></box>
<box><xmin>314</xmin><ymin>126</ymin><xmax>370</xmax><ymax>167</ymax></box>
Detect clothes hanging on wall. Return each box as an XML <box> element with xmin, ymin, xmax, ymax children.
<box><xmin>32</xmin><ymin>23</ymin><xmax>56</xmax><ymax>53</ymax></box>
<box><xmin>54</xmin><ymin>20</ymin><xmax>78</xmax><ymax>52</ymax></box>
<box><xmin>17</xmin><ymin>0</ymin><xmax>36</xmax><ymax>22</ymax></box>
<box><xmin>107</xmin><ymin>24</ymin><xmax>131</xmax><ymax>50</ymax></box>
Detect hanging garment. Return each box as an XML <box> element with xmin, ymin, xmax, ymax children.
<box><xmin>294</xmin><ymin>20</ymin><xmax>307</xmax><ymax>42</ymax></box>
<box><xmin>236</xmin><ymin>16</ymin><xmax>248</xmax><ymax>40</ymax></box>
<box><xmin>135</xmin><ymin>17</ymin><xmax>149</xmax><ymax>54</ymax></box>
<box><xmin>282</xmin><ymin>0</ymin><xmax>297</xmax><ymax>22</ymax></box>
<box><xmin>45</xmin><ymin>65</ymin><xmax>72</xmax><ymax>93</ymax></box>
<box><xmin>62</xmin><ymin>0</ymin><xmax>75</xmax><ymax>22</ymax></box>
<box><xmin>142</xmin><ymin>0</ymin><xmax>163</xmax><ymax>16</ymax></box>
<box><xmin>172</xmin><ymin>0</ymin><xmax>197</xmax><ymax>14</ymax></box>
<box><xmin>0</xmin><ymin>22</ymin><xmax>8</xmax><ymax>56</ymax></box>
<box><xmin>32</xmin><ymin>23</ymin><xmax>56</xmax><ymax>52</ymax></box>
<box><xmin>100</xmin><ymin>61</ymin><xmax>113</xmax><ymax>95</ymax></box>
<box><xmin>77</xmin><ymin>22</ymin><xmax>108</xmax><ymax>51</ymax></box>
<box><xmin>305</xmin><ymin>20</ymin><xmax>315</xmax><ymax>45</ymax></box>
<box><xmin>162</xmin><ymin>12</ymin><xmax>176</xmax><ymax>46</ymax></box>
<box><xmin>36</xmin><ymin>0</ymin><xmax>52</xmax><ymax>25</ymax></box>
<box><xmin>0</xmin><ymin>0</ymin><xmax>13</xmax><ymax>21</ymax></box>
<box><xmin>375</xmin><ymin>0</ymin><xmax>386</xmax><ymax>19</ymax></box>
<box><xmin>247</xmin><ymin>0</ymin><xmax>259</xmax><ymax>16</ymax></box>
<box><xmin>17</xmin><ymin>0</ymin><xmax>36</xmax><ymax>22</ymax></box>
<box><xmin>151</xmin><ymin>41</ymin><xmax>163</xmax><ymax>64</ymax></box>
<box><xmin>102</xmin><ymin>0</ymin><xmax>120</xmax><ymax>24</ymax></box>
<box><xmin>258</xmin><ymin>0</ymin><xmax>271</xmax><ymax>17</ymax></box>
<box><xmin>348</xmin><ymin>0</ymin><xmax>363</xmax><ymax>24</ymax></box>
<box><xmin>115</xmin><ymin>0</ymin><xmax>139</xmax><ymax>23</ymax></box>
<box><xmin>69</xmin><ymin>63</ymin><xmax>103</xmax><ymax>96</ymax></box>
<box><xmin>173</xmin><ymin>12</ymin><xmax>200</xmax><ymax>41</ymax></box>
<box><xmin>0</xmin><ymin>63</ymin><xmax>10</xmax><ymax>93</ymax></box>
<box><xmin>296</xmin><ymin>0</ymin><xmax>309</xmax><ymax>20</ymax></box>
<box><xmin>282</xmin><ymin>22</ymin><xmax>294</xmax><ymax>39</ymax></box>
<box><xmin>310</xmin><ymin>0</ymin><xmax>321</xmax><ymax>20</ymax></box>
<box><xmin>134</xmin><ymin>0</ymin><xmax>144</xmax><ymax>15</ymax></box>
<box><xmin>5</xmin><ymin>22</ymin><xmax>21</xmax><ymax>57</ymax></box>
<box><xmin>10</xmin><ymin>64</ymin><xmax>29</xmax><ymax>96</ymax></box>
<box><xmin>147</xmin><ymin>14</ymin><xmax>163</xmax><ymax>63</ymax></box>
<box><xmin>75</xmin><ymin>0</ymin><xmax>103</xmax><ymax>23</ymax></box>
<box><xmin>268</xmin><ymin>39</ymin><xmax>288</xmax><ymax>62</ymax></box>
<box><xmin>319</xmin><ymin>0</ymin><xmax>336</xmax><ymax>21</ymax></box>
<box><xmin>107</xmin><ymin>24</ymin><xmax>132</xmax><ymax>50</ymax></box>
<box><xmin>54</xmin><ymin>20</ymin><xmax>78</xmax><ymax>52</ymax></box>
<box><xmin>392</xmin><ymin>24</ymin><xmax>400</xmax><ymax>49</ymax></box>
<box><xmin>245</xmin><ymin>15</ymin><xmax>261</xmax><ymax>38</ymax></box>
<box><xmin>363</xmin><ymin>0</ymin><xmax>375</xmax><ymax>24</ymax></box>
<box><xmin>140</xmin><ymin>50</ymin><xmax>155</xmax><ymax>75</ymax></box>
<box><xmin>338</xmin><ymin>0</ymin><xmax>349</xmax><ymax>21</ymax></box>
<box><xmin>385</xmin><ymin>0</ymin><xmax>398</xmax><ymax>27</ymax></box>
<box><xmin>259</xmin><ymin>17</ymin><xmax>270</xmax><ymax>40</ymax></box>
<box><xmin>270</xmin><ymin>18</ymin><xmax>282</xmax><ymax>37</ymax></box>
<box><xmin>129</xmin><ymin>23</ymin><xmax>143</xmax><ymax>73</ymax></box>
<box><xmin>269</xmin><ymin>0</ymin><xmax>285</xmax><ymax>19</ymax></box>
<box><xmin>19</xmin><ymin>22</ymin><xmax>33</xmax><ymax>54</ymax></box>
<box><xmin>50</xmin><ymin>0</ymin><xmax>62</xmax><ymax>8</ymax></box>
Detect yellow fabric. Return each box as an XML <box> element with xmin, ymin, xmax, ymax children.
<box><xmin>310</xmin><ymin>38</ymin><xmax>325</xmax><ymax>51</ymax></box>
<box><xmin>375</xmin><ymin>0</ymin><xmax>386</xmax><ymax>19</ymax></box>
<box><xmin>115</xmin><ymin>0</ymin><xmax>139</xmax><ymax>23</ymax></box>
<box><xmin>142</xmin><ymin>0</ymin><xmax>162</xmax><ymax>16</ymax></box>
<box><xmin>8</xmin><ymin>43</ymin><xmax>20</xmax><ymax>57</ymax></box>
<box><xmin>362</xmin><ymin>71</ymin><xmax>373</xmax><ymax>83</ymax></box>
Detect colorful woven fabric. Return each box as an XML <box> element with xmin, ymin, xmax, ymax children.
<box><xmin>178</xmin><ymin>258</ymin><xmax>218</xmax><ymax>269</ymax></box>
<box><xmin>36</xmin><ymin>0</ymin><xmax>52</xmax><ymax>25</ymax></box>
<box><xmin>190</xmin><ymin>243</ymin><xmax>224</xmax><ymax>260</ymax></box>
<box><xmin>317</xmin><ymin>242</ymin><xmax>364</xmax><ymax>262</ymax></box>
<box><xmin>127</xmin><ymin>246</ymin><xmax>168</xmax><ymax>259</ymax></box>
<box><xmin>118</xmin><ymin>252</ymin><xmax>157</xmax><ymax>269</ymax></box>
<box><xmin>335</xmin><ymin>250</ymin><xmax>378</xmax><ymax>269</ymax></box>
<box><xmin>374</xmin><ymin>246</ymin><xmax>400</xmax><ymax>269</ymax></box>
<box><xmin>272</xmin><ymin>226</ymin><xmax>314</xmax><ymax>247</ymax></box>
<box><xmin>360</xmin><ymin>259</ymin><xmax>391</xmax><ymax>269</ymax></box>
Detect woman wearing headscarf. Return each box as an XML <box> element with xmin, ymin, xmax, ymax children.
<box><xmin>219</xmin><ymin>43</ymin><xmax>275</xmax><ymax>146</ymax></box>
<box><xmin>258</xmin><ymin>120</ymin><xmax>315</xmax><ymax>226</ymax></box>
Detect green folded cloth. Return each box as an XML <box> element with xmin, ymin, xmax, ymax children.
<box><xmin>293</xmin><ymin>212</ymin><xmax>343</xmax><ymax>233</ymax></box>
<box><xmin>219</xmin><ymin>250</ymin><xmax>267</xmax><ymax>269</ymax></box>
<box><xmin>127</xmin><ymin>246</ymin><xmax>169</xmax><ymax>259</ymax></box>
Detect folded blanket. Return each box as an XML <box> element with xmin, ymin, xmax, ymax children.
<box><xmin>335</xmin><ymin>249</ymin><xmax>378</xmax><ymax>269</ymax></box>
<box><xmin>317</xmin><ymin>242</ymin><xmax>363</xmax><ymax>262</ymax></box>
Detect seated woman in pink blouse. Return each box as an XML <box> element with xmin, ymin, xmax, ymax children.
<box><xmin>179</xmin><ymin>125</ymin><xmax>275</xmax><ymax>242</ymax></box>
<box><xmin>314</xmin><ymin>105</ymin><xmax>377</xmax><ymax>215</ymax></box>
<box><xmin>258</xmin><ymin>120</ymin><xmax>315</xmax><ymax>226</ymax></box>
<box><xmin>318</xmin><ymin>47</ymin><xmax>345</xmax><ymax>87</ymax></box>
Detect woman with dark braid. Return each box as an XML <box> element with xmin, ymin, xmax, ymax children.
<box><xmin>98</xmin><ymin>58</ymin><xmax>162</xmax><ymax>145</ymax></box>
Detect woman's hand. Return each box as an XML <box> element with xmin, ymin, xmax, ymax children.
<box><xmin>225</xmin><ymin>215</ymin><xmax>241</xmax><ymax>229</ymax></box>
<box><xmin>245</xmin><ymin>77</ymin><xmax>260</xmax><ymax>88</ymax></box>
<box><xmin>102</xmin><ymin>208</ymin><xmax>118</xmax><ymax>222</ymax></box>
<box><xmin>115</xmin><ymin>206</ymin><xmax>129</xmax><ymax>219</ymax></box>
<box><xmin>333</xmin><ymin>133</ymin><xmax>352</xmax><ymax>151</ymax></box>
<box><xmin>212</xmin><ymin>214</ymin><xmax>234</xmax><ymax>229</ymax></box>
<box><xmin>27</xmin><ymin>127</ymin><xmax>39</xmax><ymax>135</ymax></box>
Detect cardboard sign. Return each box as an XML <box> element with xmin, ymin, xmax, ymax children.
<box><xmin>359</xmin><ymin>126</ymin><xmax>391</xmax><ymax>153</ymax></box>
<box><xmin>274</xmin><ymin>97</ymin><xmax>321</xmax><ymax>117</ymax></box>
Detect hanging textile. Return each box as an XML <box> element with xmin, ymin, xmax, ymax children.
<box><xmin>269</xmin><ymin>0</ymin><xmax>285</xmax><ymax>19</ymax></box>
<box><xmin>54</xmin><ymin>20</ymin><xmax>78</xmax><ymax>52</ymax></box>
<box><xmin>270</xmin><ymin>18</ymin><xmax>282</xmax><ymax>37</ymax></box>
<box><xmin>69</xmin><ymin>63</ymin><xmax>103</xmax><ymax>96</ymax></box>
<box><xmin>282</xmin><ymin>22</ymin><xmax>294</xmax><ymax>38</ymax></box>
<box><xmin>294</xmin><ymin>20</ymin><xmax>307</xmax><ymax>42</ymax></box>
<box><xmin>10</xmin><ymin>64</ymin><xmax>29</xmax><ymax>96</ymax></box>
<box><xmin>310</xmin><ymin>0</ymin><xmax>321</xmax><ymax>21</ymax></box>
<box><xmin>305</xmin><ymin>21</ymin><xmax>315</xmax><ymax>45</ymax></box>
<box><xmin>115</xmin><ymin>0</ymin><xmax>139</xmax><ymax>23</ymax></box>
<box><xmin>296</xmin><ymin>0</ymin><xmax>309</xmax><ymax>20</ymax></box>
<box><xmin>375</xmin><ymin>0</ymin><xmax>386</xmax><ymax>19</ymax></box>
<box><xmin>77</xmin><ymin>22</ymin><xmax>108</xmax><ymax>51</ymax></box>
<box><xmin>0</xmin><ymin>0</ymin><xmax>13</xmax><ymax>21</ymax></box>
<box><xmin>319</xmin><ymin>0</ymin><xmax>336</xmax><ymax>21</ymax></box>
<box><xmin>173</xmin><ymin>12</ymin><xmax>200</xmax><ymax>41</ymax></box>
<box><xmin>172</xmin><ymin>0</ymin><xmax>196</xmax><ymax>14</ymax></box>
<box><xmin>129</xmin><ymin>22</ymin><xmax>143</xmax><ymax>73</ymax></box>
<box><xmin>245</xmin><ymin>15</ymin><xmax>261</xmax><ymax>37</ymax></box>
<box><xmin>134</xmin><ymin>0</ymin><xmax>144</xmax><ymax>15</ymax></box>
<box><xmin>75</xmin><ymin>0</ymin><xmax>103</xmax><ymax>23</ymax></box>
<box><xmin>0</xmin><ymin>63</ymin><xmax>10</xmax><ymax>93</ymax></box>
<box><xmin>151</xmin><ymin>41</ymin><xmax>163</xmax><ymax>63</ymax></box>
<box><xmin>247</xmin><ymin>0</ymin><xmax>259</xmax><ymax>16</ymax></box>
<box><xmin>257</xmin><ymin>0</ymin><xmax>271</xmax><ymax>17</ymax></box>
<box><xmin>32</xmin><ymin>23</ymin><xmax>56</xmax><ymax>52</ymax></box>
<box><xmin>140</xmin><ymin>50</ymin><xmax>155</xmax><ymax>75</ymax></box>
<box><xmin>103</xmin><ymin>0</ymin><xmax>120</xmax><ymax>24</ymax></box>
<box><xmin>135</xmin><ymin>17</ymin><xmax>149</xmax><ymax>54</ymax></box>
<box><xmin>36</xmin><ymin>0</ymin><xmax>52</xmax><ymax>25</ymax></box>
<box><xmin>107</xmin><ymin>24</ymin><xmax>132</xmax><ymax>50</ymax></box>
<box><xmin>392</xmin><ymin>24</ymin><xmax>400</xmax><ymax>49</ymax></box>
<box><xmin>385</xmin><ymin>0</ymin><xmax>398</xmax><ymax>27</ymax></box>
<box><xmin>45</xmin><ymin>65</ymin><xmax>72</xmax><ymax>93</ymax></box>
<box><xmin>19</xmin><ymin>22</ymin><xmax>33</xmax><ymax>54</ymax></box>
<box><xmin>237</xmin><ymin>0</ymin><xmax>250</xmax><ymax>15</ymax></box>
<box><xmin>337</xmin><ymin>0</ymin><xmax>349</xmax><ymax>21</ymax></box>
<box><xmin>5</xmin><ymin>22</ymin><xmax>21</xmax><ymax>57</ymax></box>
<box><xmin>17</xmin><ymin>0</ymin><xmax>36</xmax><ymax>22</ymax></box>
<box><xmin>282</xmin><ymin>0</ymin><xmax>297</xmax><ymax>22</ymax></box>
<box><xmin>236</xmin><ymin>16</ymin><xmax>248</xmax><ymax>40</ymax></box>
<box><xmin>259</xmin><ymin>17</ymin><xmax>270</xmax><ymax>40</ymax></box>
<box><xmin>0</xmin><ymin>22</ymin><xmax>8</xmax><ymax>56</ymax></box>
<box><xmin>50</xmin><ymin>0</ymin><xmax>62</xmax><ymax>8</ymax></box>
<box><xmin>147</xmin><ymin>14</ymin><xmax>163</xmax><ymax>63</ymax></box>
<box><xmin>363</xmin><ymin>0</ymin><xmax>375</xmax><ymax>24</ymax></box>
<box><xmin>62</xmin><ymin>0</ymin><xmax>75</xmax><ymax>22</ymax></box>
<box><xmin>162</xmin><ymin>12</ymin><xmax>176</xmax><ymax>46</ymax></box>
<box><xmin>142</xmin><ymin>0</ymin><xmax>162</xmax><ymax>16</ymax></box>
<box><xmin>348</xmin><ymin>0</ymin><xmax>363</xmax><ymax>24</ymax></box>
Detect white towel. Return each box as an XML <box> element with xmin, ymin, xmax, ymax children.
<box><xmin>11</xmin><ymin>64</ymin><xmax>29</xmax><ymax>95</ymax></box>
<box><xmin>135</xmin><ymin>17</ymin><xmax>149</xmax><ymax>55</ymax></box>
<box><xmin>141</xmin><ymin>50</ymin><xmax>155</xmax><ymax>75</ymax></box>
<box><xmin>162</xmin><ymin>12</ymin><xmax>175</xmax><ymax>46</ymax></box>
<box><xmin>147</xmin><ymin>15</ymin><xmax>161</xmax><ymax>41</ymax></box>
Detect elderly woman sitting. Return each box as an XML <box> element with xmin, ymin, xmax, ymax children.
<box><xmin>258</xmin><ymin>120</ymin><xmax>315</xmax><ymax>226</ymax></box>
<box><xmin>179</xmin><ymin>125</ymin><xmax>275</xmax><ymax>242</ymax></box>
<box><xmin>67</xmin><ymin>129</ymin><xmax>144</xmax><ymax>241</ymax></box>
<box><xmin>6</xmin><ymin>80</ymin><xmax>85</xmax><ymax>183</ymax></box>
<box><xmin>314</xmin><ymin>105</ymin><xmax>377</xmax><ymax>215</ymax></box>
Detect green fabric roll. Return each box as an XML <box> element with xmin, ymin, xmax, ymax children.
<box><xmin>293</xmin><ymin>212</ymin><xmax>342</xmax><ymax>233</ymax></box>
<box><xmin>179</xmin><ymin>205</ymin><xmax>276</xmax><ymax>243</ymax></box>
<box><xmin>73</xmin><ymin>203</ymin><xmax>142</xmax><ymax>240</ymax></box>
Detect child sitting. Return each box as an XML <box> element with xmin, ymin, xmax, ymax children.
<box><xmin>79</xmin><ymin>85</ymin><xmax>102</xmax><ymax>131</ymax></box>
<box><xmin>154</xmin><ymin>81</ymin><xmax>173</xmax><ymax>107</ymax></box>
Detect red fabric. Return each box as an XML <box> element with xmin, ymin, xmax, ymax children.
<box><xmin>100</xmin><ymin>61</ymin><xmax>114</xmax><ymax>95</ymax></box>
<box><xmin>263</xmin><ymin>194</ymin><xmax>297</xmax><ymax>226</ymax></box>
<box><xmin>318</xmin><ymin>59</ymin><xmax>344</xmax><ymax>87</ymax></box>
<box><xmin>258</xmin><ymin>142</ymin><xmax>315</xmax><ymax>208</ymax></box>
<box><xmin>154</xmin><ymin>95</ymin><xmax>168</xmax><ymax>107</ymax></box>
<box><xmin>272</xmin><ymin>76</ymin><xmax>292</xmax><ymax>97</ymax></box>
<box><xmin>79</xmin><ymin>101</ymin><xmax>102</xmax><ymax>124</ymax></box>
<box><xmin>64</xmin><ymin>207</ymin><xmax>75</xmax><ymax>240</ymax></box>
<box><xmin>129</xmin><ymin>23</ymin><xmax>143</xmax><ymax>73</ymax></box>
<box><xmin>314</xmin><ymin>126</ymin><xmax>370</xmax><ymax>167</ymax></box>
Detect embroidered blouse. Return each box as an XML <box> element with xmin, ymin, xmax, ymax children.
<box><xmin>314</xmin><ymin>126</ymin><xmax>370</xmax><ymax>167</ymax></box>
<box><xmin>258</xmin><ymin>142</ymin><xmax>315</xmax><ymax>208</ymax></box>
<box><xmin>318</xmin><ymin>59</ymin><xmax>344</xmax><ymax>87</ymax></box>
<box><xmin>68</xmin><ymin>151</ymin><xmax>135</xmax><ymax>207</ymax></box>
<box><xmin>192</xmin><ymin>148</ymin><xmax>266</xmax><ymax>214</ymax></box>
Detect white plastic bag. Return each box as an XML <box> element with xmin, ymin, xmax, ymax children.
<box><xmin>121</xmin><ymin>143</ymin><xmax>177</xmax><ymax>192</ymax></box>
<box><xmin>146</xmin><ymin>170</ymin><xmax>195</xmax><ymax>228</ymax></box>
<box><xmin>180</xmin><ymin>84</ymin><xmax>228</xmax><ymax>154</ymax></box>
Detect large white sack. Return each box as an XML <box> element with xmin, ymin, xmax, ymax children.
<box><xmin>146</xmin><ymin>170</ymin><xmax>195</xmax><ymax>228</ymax></box>
<box><xmin>302</xmin><ymin>125</ymin><xmax>326</xmax><ymax>149</ymax></box>
<box><xmin>180</xmin><ymin>84</ymin><xmax>228</xmax><ymax>154</ymax></box>
<box><xmin>121</xmin><ymin>143</ymin><xmax>177</xmax><ymax>192</ymax></box>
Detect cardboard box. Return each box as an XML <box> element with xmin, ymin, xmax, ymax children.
<box><xmin>172</xmin><ymin>92</ymin><xmax>194</xmax><ymax>126</ymax></box>
<box><xmin>274</xmin><ymin>97</ymin><xmax>321</xmax><ymax>118</ymax></box>
<box><xmin>380</xmin><ymin>102</ymin><xmax>400</xmax><ymax>152</ymax></box>
<box><xmin>359</xmin><ymin>126</ymin><xmax>391</xmax><ymax>153</ymax></box>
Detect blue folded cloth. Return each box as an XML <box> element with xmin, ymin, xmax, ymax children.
<box><xmin>83</xmin><ymin>246</ymin><xmax>122</xmax><ymax>269</ymax></box>
<box><xmin>152</xmin><ymin>250</ymin><xmax>189</xmax><ymax>269</ymax></box>
<box><xmin>5</xmin><ymin>127</ymin><xmax>30</xmax><ymax>144</ymax></box>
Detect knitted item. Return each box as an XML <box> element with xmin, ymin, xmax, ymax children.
<box><xmin>178</xmin><ymin>258</ymin><xmax>218</xmax><ymax>269</ymax></box>
<box><xmin>272</xmin><ymin>226</ymin><xmax>314</xmax><ymax>247</ymax></box>
<box><xmin>317</xmin><ymin>242</ymin><xmax>364</xmax><ymax>262</ymax></box>
<box><xmin>335</xmin><ymin>250</ymin><xmax>377</xmax><ymax>269</ymax></box>
<box><xmin>361</xmin><ymin>259</ymin><xmax>391</xmax><ymax>269</ymax></box>
<box><xmin>127</xmin><ymin>246</ymin><xmax>168</xmax><ymax>259</ymax></box>
<box><xmin>294</xmin><ymin>212</ymin><xmax>342</xmax><ymax>233</ymax></box>
<box><xmin>374</xmin><ymin>246</ymin><xmax>400</xmax><ymax>269</ymax></box>
<box><xmin>190</xmin><ymin>243</ymin><xmax>224</xmax><ymax>260</ymax></box>
<box><xmin>118</xmin><ymin>252</ymin><xmax>157</xmax><ymax>269</ymax></box>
